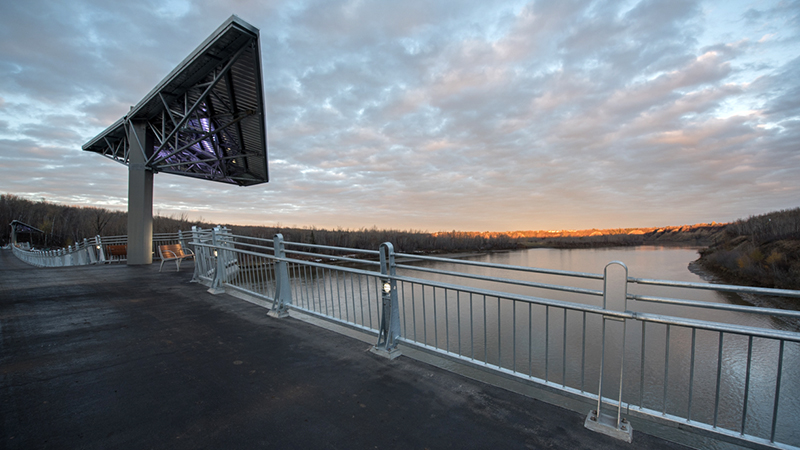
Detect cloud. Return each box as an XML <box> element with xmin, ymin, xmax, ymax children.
<box><xmin>1</xmin><ymin>0</ymin><xmax>799</xmax><ymax>232</ymax></box>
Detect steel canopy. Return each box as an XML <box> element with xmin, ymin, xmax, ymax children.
<box><xmin>82</xmin><ymin>15</ymin><xmax>269</xmax><ymax>186</ymax></box>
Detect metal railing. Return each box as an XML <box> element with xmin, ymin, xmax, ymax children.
<box><xmin>11</xmin><ymin>232</ymin><xmax>188</xmax><ymax>267</ymax></box>
<box><xmin>192</xmin><ymin>228</ymin><xmax>800</xmax><ymax>449</ymax></box>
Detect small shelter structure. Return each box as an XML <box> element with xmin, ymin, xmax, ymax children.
<box><xmin>9</xmin><ymin>220</ymin><xmax>44</xmax><ymax>248</ymax></box>
<box><xmin>82</xmin><ymin>15</ymin><xmax>269</xmax><ymax>265</ymax></box>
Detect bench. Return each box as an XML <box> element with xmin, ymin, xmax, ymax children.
<box><xmin>105</xmin><ymin>244</ymin><xmax>127</xmax><ymax>262</ymax></box>
<box><xmin>158</xmin><ymin>244</ymin><xmax>194</xmax><ymax>272</ymax></box>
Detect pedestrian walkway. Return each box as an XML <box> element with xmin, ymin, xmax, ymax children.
<box><xmin>0</xmin><ymin>249</ymin><xmax>690</xmax><ymax>449</ymax></box>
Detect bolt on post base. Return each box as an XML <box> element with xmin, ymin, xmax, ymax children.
<box><xmin>584</xmin><ymin>410</ymin><xmax>633</xmax><ymax>443</ymax></box>
<box><xmin>369</xmin><ymin>345</ymin><xmax>402</xmax><ymax>360</ymax></box>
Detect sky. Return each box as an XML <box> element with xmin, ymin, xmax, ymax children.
<box><xmin>1</xmin><ymin>0</ymin><xmax>798</xmax><ymax>232</ymax></box>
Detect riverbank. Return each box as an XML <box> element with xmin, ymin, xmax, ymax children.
<box><xmin>517</xmin><ymin>223</ymin><xmax>726</xmax><ymax>249</ymax></box>
<box><xmin>692</xmin><ymin>208</ymin><xmax>800</xmax><ymax>291</ymax></box>
<box><xmin>694</xmin><ymin>236</ymin><xmax>800</xmax><ymax>290</ymax></box>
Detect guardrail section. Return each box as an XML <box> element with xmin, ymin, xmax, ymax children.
<box><xmin>11</xmin><ymin>232</ymin><xmax>188</xmax><ymax>267</ymax></box>
<box><xmin>190</xmin><ymin>229</ymin><xmax>800</xmax><ymax>450</ymax></box>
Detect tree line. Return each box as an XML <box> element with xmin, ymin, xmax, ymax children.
<box><xmin>0</xmin><ymin>194</ymin><xmax>200</xmax><ymax>249</ymax></box>
<box><xmin>0</xmin><ymin>194</ymin><xmax>518</xmax><ymax>253</ymax></box>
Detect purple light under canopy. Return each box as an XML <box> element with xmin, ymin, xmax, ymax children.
<box><xmin>82</xmin><ymin>15</ymin><xmax>268</xmax><ymax>187</ymax></box>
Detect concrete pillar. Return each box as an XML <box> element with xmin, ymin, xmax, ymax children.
<box><xmin>127</xmin><ymin>120</ymin><xmax>154</xmax><ymax>265</ymax></box>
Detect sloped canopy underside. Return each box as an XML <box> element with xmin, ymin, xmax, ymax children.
<box><xmin>82</xmin><ymin>16</ymin><xmax>268</xmax><ymax>186</ymax></box>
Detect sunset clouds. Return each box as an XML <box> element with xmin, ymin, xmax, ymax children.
<box><xmin>1</xmin><ymin>0</ymin><xmax>798</xmax><ymax>231</ymax></box>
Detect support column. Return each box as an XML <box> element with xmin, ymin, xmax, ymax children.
<box><xmin>127</xmin><ymin>120</ymin><xmax>153</xmax><ymax>265</ymax></box>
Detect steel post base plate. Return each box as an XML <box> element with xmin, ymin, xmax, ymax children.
<box><xmin>267</xmin><ymin>308</ymin><xmax>289</xmax><ymax>319</ymax></box>
<box><xmin>584</xmin><ymin>409</ymin><xmax>633</xmax><ymax>443</ymax></box>
<box><xmin>369</xmin><ymin>346</ymin><xmax>402</xmax><ymax>360</ymax></box>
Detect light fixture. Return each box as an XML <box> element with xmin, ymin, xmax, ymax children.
<box><xmin>383</xmin><ymin>282</ymin><xmax>392</xmax><ymax>294</ymax></box>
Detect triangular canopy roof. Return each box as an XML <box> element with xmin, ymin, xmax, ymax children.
<box><xmin>82</xmin><ymin>15</ymin><xmax>269</xmax><ymax>186</ymax></box>
<box><xmin>10</xmin><ymin>220</ymin><xmax>44</xmax><ymax>234</ymax></box>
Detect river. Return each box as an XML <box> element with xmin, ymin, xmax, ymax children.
<box><xmin>390</xmin><ymin>245</ymin><xmax>800</xmax><ymax>446</ymax></box>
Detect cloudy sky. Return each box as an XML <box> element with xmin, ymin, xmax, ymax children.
<box><xmin>1</xmin><ymin>0</ymin><xmax>798</xmax><ymax>232</ymax></box>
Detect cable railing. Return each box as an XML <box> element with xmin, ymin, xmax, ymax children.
<box><xmin>190</xmin><ymin>227</ymin><xmax>800</xmax><ymax>450</ymax></box>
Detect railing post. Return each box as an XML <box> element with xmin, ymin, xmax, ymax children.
<box><xmin>585</xmin><ymin>261</ymin><xmax>632</xmax><ymax>442</ymax></box>
<box><xmin>85</xmin><ymin>238</ymin><xmax>97</xmax><ymax>264</ymax></box>
<box><xmin>207</xmin><ymin>227</ymin><xmax>226</xmax><ymax>294</ymax></box>
<box><xmin>178</xmin><ymin>230</ymin><xmax>188</xmax><ymax>251</ymax></box>
<box><xmin>96</xmin><ymin>236</ymin><xmax>107</xmax><ymax>263</ymax></box>
<box><xmin>268</xmin><ymin>233</ymin><xmax>292</xmax><ymax>318</ymax></box>
<box><xmin>371</xmin><ymin>242</ymin><xmax>402</xmax><ymax>359</ymax></box>
<box><xmin>190</xmin><ymin>227</ymin><xmax>203</xmax><ymax>283</ymax></box>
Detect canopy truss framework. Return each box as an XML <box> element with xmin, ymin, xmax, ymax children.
<box><xmin>83</xmin><ymin>16</ymin><xmax>269</xmax><ymax>186</ymax></box>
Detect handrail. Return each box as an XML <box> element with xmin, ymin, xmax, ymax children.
<box><xmin>189</xmin><ymin>230</ymin><xmax>800</xmax><ymax>449</ymax></box>
<box><xmin>12</xmin><ymin>227</ymin><xmax>800</xmax><ymax>448</ymax></box>
<box><xmin>11</xmin><ymin>232</ymin><xmax>186</xmax><ymax>267</ymax></box>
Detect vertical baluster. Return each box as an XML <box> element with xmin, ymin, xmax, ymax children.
<box><xmin>545</xmin><ymin>305</ymin><xmax>550</xmax><ymax>382</ymax></box>
<box><xmin>470</xmin><ymin>292</ymin><xmax>474</xmax><ymax>360</ymax></box>
<box><xmin>457</xmin><ymin>291</ymin><xmax>462</xmax><ymax>356</ymax></box>
<box><xmin>358</xmin><ymin>274</ymin><xmax>365</xmax><ymax>326</ymax></box>
<box><xmin>320</xmin><ymin>267</ymin><xmax>328</xmax><ymax>316</ymax></box>
<box><xmin>741</xmin><ymin>335</ymin><xmax>753</xmax><ymax>436</ymax></box>
<box><xmin>238</xmin><ymin>252</ymin><xmax>245</xmax><ymax>290</ymax></box>
<box><xmin>335</xmin><ymin>271</ymin><xmax>343</xmax><ymax>320</ymax></box>
<box><xmin>245</xmin><ymin>252</ymin><xmax>252</xmax><ymax>293</ymax></box>
<box><xmin>303</xmin><ymin>265</ymin><xmax>314</xmax><ymax>311</ymax></box>
<box><xmin>497</xmin><ymin>297</ymin><xmax>502</xmax><ymax>368</ymax></box>
<box><xmin>327</xmin><ymin>268</ymin><xmax>335</xmax><ymax>317</ymax></box>
<box><xmin>663</xmin><ymin>324</ymin><xmax>671</xmax><ymax>416</ymax></box>
<box><xmin>433</xmin><ymin>288</ymin><xmax>438</xmax><ymax>348</ymax></box>
<box><xmin>258</xmin><ymin>253</ymin><xmax>264</xmax><ymax>296</ymax></box>
<box><xmin>529</xmin><ymin>303</ymin><xmax>533</xmax><ymax>378</ymax></box>
<box><xmin>347</xmin><ymin>271</ymin><xmax>355</xmax><ymax>322</ymax></box>
<box><xmin>562</xmin><ymin>308</ymin><xmax>567</xmax><ymax>387</ymax></box>
<box><xmin>412</xmin><ymin>282</ymin><xmax>417</xmax><ymax>341</ymax></box>
<box><xmin>400</xmin><ymin>281</ymin><xmax>407</xmax><ymax>338</ymax></box>
<box><xmin>445</xmin><ymin>288</ymin><xmax>450</xmax><ymax>353</ymax></box>
<box><xmin>422</xmin><ymin>286</ymin><xmax>428</xmax><ymax>345</ymax></box>
<box><xmin>513</xmin><ymin>300</ymin><xmax>517</xmax><ymax>372</ymax></box>
<box><xmin>376</xmin><ymin>275</ymin><xmax>383</xmax><ymax>330</ymax></box>
<box><xmin>581</xmin><ymin>311</ymin><xmax>587</xmax><ymax>392</ymax></box>
<box><xmin>366</xmin><ymin>274</ymin><xmax>374</xmax><ymax>328</ymax></box>
<box><xmin>770</xmin><ymin>340</ymin><xmax>785</xmax><ymax>443</ymax></box>
<box><xmin>639</xmin><ymin>321</ymin><xmax>646</xmax><ymax>409</ymax></box>
<box><xmin>483</xmin><ymin>294</ymin><xmax>488</xmax><ymax>364</ymax></box>
<box><xmin>687</xmin><ymin>327</ymin><xmax>696</xmax><ymax>421</ymax></box>
<box><xmin>342</xmin><ymin>271</ymin><xmax>349</xmax><ymax>322</ymax></box>
<box><xmin>713</xmin><ymin>332</ymin><xmax>724</xmax><ymax>428</ymax></box>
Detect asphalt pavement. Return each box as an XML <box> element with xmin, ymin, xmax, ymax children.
<box><xmin>0</xmin><ymin>249</ymin><xmax>691</xmax><ymax>449</ymax></box>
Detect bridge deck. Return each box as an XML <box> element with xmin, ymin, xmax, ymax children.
<box><xmin>0</xmin><ymin>249</ymin><xmax>688</xmax><ymax>450</ymax></box>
